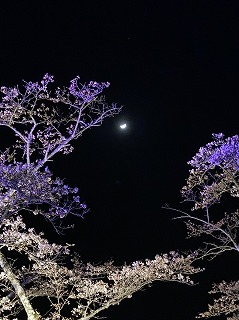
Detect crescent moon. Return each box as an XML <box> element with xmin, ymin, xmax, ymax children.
<box><xmin>120</xmin><ymin>123</ymin><xmax>127</xmax><ymax>129</ymax></box>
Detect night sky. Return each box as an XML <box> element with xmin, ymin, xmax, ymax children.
<box><xmin>1</xmin><ymin>2</ymin><xmax>239</xmax><ymax>319</ymax></box>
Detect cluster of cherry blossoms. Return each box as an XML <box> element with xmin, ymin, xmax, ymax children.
<box><xmin>0</xmin><ymin>74</ymin><xmax>121</xmax><ymax>166</ymax></box>
<box><xmin>69</xmin><ymin>76</ymin><xmax>110</xmax><ymax>103</ymax></box>
<box><xmin>182</xmin><ymin>133</ymin><xmax>239</xmax><ymax>210</ymax></box>
<box><xmin>197</xmin><ymin>280</ymin><xmax>239</xmax><ymax>319</ymax></box>
<box><xmin>0</xmin><ymin>157</ymin><xmax>87</xmax><ymax>225</ymax></box>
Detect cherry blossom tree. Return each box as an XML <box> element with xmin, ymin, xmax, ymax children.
<box><xmin>164</xmin><ymin>133</ymin><xmax>239</xmax><ymax>319</ymax></box>
<box><xmin>0</xmin><ymin>75</ymin><xmax>201</xmax><ymax>320</ymax></box>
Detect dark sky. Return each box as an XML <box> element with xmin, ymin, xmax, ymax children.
<box><xmin>1</xmin><ymin>1</ymin><xmax>239</xmax><ymax>319</ymax></box>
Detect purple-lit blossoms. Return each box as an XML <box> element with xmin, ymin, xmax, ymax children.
<box><xmin>182</xmin><ymin>133</ymin><xmax>239</xmax><ymax>210</ymax></box>
<box><xmin>69</xmin><ymin>76</ymin><xmax>110</xmax><ymax>103</ymax></box>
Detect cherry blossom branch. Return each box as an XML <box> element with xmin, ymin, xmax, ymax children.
<box><xmin>0</xmin><ymin>215</ymin><xmax>202</xmax><ymax>319</ymax></box>
<box><xmin>0</xmin><ymin>74</ymin><xmax>122</xmax><ymax>168</ymax></box>
<box><xmin>163</xmin><ymin>205</ymin><xmax>239</xmax><ymax>259</ymax></box>
<box><xmin>197</xmin><ymin>281</ymin><xmax>239</xmax><ymax>319</ymax></box>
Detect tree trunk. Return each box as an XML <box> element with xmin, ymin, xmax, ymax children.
<box><xmin>0</xmin><ymin>250</ymin><xmax>39</xmax><ymax>320</ymax></box>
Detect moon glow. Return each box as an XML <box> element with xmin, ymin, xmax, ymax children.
<box><xmin>120</xmin><ymin>123</ymin><xmax>127</xmax><ymax>129</ymax></box>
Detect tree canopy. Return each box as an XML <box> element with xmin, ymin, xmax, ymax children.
<box><xmin>0</xmin><ymin>75</ymin><xmax>200</xmax><ymax>320</ymax></box>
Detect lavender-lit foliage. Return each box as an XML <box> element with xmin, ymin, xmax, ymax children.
<box><xmin>0</xmin><ymin>74</ymin><xmax>121</xmax><ymax>166</ymax></box>
<box><xmin>0</xmin><ymin>154</ymin><xmax>86</xmax><ymax>222</ymax></box>
<box><xmin>69</xmin><ymin>76</ymin><xmax>110</xmax><ymax>103</ymax></box>
<box><xmin>182</xmin><ymin>133</ymin><xmax>239</xmax><ymax>210</ymax></box>
<box><xmin>0</xmin><ymin>74</ymin><xmax>121</xmax><ymax>225</ymax></box>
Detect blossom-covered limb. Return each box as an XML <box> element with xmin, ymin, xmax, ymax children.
<box><xmin>0</xmin><ymin>74</ymin><xmax>122</xmax><ymax>167</ymax></box>
<box><xmin>0</xmin><ymin>216</ymin><xmax>201</xmax><ymax>319</ymax></box>
<box><xmin>163</xmin><ymin>205</ymin><xmax>239</xmax><ymax>259</ymax></box>
<box><xmin>197</xmin><ymin>281</ymin><xmax>239</xmax><ymax>319</ymax></box>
